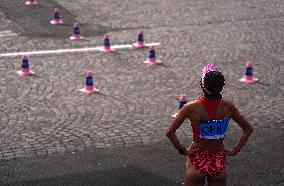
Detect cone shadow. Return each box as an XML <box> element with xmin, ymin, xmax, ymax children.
<box><xmin>0</xmin><ymin>0</ymin><xmax>109</xmax><ymax>38</ymax></box>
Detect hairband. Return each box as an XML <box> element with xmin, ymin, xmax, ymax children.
<box><xmin>201</xmin><ymin>64</ymin><xmax>217</xmax><ymax>95</ymax></box>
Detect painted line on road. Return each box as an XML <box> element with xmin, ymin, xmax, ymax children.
<box><xmin>0</xmin><ymin>30</ymin><xmax>17</xmax><ymax>38</ymax></box>
<box><xmin>0</xmin><ymin>42</ymin><xmax>160</xmax><ymax>58</ymax></box>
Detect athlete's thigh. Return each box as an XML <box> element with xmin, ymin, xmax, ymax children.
<box><xmin>207</xmin><ymin>171</ymin><xmax>227</xmax><ymax>186</ymax></box>
<box><xmin>185</xmin><ymin>159</ymin><xmax>206</xmax><ymax>186</ymax></box>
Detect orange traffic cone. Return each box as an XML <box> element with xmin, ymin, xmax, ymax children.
<box><xmin>98</xmin><ymin>34</ymin><xmax>116</xmax><ymax>53</ymax></box>
<box><xmin>133</xmin><ymin>30</ymin><xmax>149</xmax><ymax>48</ymax></box>
<box><xmin>144</xmin><ymin>46</ymin><xmax>161</xmax><ymax>65</ymax></box>
<box><xmin>239</xmin><ymin>61</ymin><xmax>259</xmax><ymax>84</ymax></box>
<box><xmin>17</xmin><ymin>55</ymin><xmax>35</xmax><ymax>76</ymax></box>
<box><xmin>70</xmin><ymin>23</ymin><xmax>84</xmax><ymax>40</ymax></box>
<box><xmin>50</xmin><ymin>8</ymin><xmax>63</xmax><ymax>25</ymax></box>
<box><xmin>79</xmin><ymin>71</ymin><xmax>100</xmax><ymax>94</ymax></box>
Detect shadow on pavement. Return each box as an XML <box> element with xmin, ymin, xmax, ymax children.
<box><xmin>2</xmin><ymin>166</ymin><xmax>180</xmax><ymax>186</ymax></box>
<box><xmin>0</xmin><ymin>0</ymin><xmax>108</xmax><ymax>38</ymax></box>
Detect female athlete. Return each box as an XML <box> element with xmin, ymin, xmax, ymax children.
<box><xmin>166</xmin><ymin>64</ymin><xmax>253</xmax><ymax>186</ymax></box>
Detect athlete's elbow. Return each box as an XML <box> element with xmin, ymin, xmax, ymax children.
<box><xmin>165</xmin><ymin>128</ymin><xmax>174</xmax><ymax>138</ymax></box>
<box><xmin>246</xmin><ymin>126</ymin><xmax>253</xmax><ymax>135</ymax></box>
<box><xmin>249</xmin><ymin>127</ymin><xmax>253</xmax><ymax>134</ymax></box>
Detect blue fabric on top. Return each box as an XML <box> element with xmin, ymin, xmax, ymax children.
<box><xmin>199</xmin><ymin>118</ymin><xmax>229</xmax><ymax>139</ymax></box>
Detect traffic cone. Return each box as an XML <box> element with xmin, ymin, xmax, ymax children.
<box><xmin>25</xmin><ymin>0</ymin><xmax>38</xmax><ymax>6</ymax></box>
<box><xmin>133</xmin><ymin>30</ymin><xmax>148</xmax><ymax>48</ymax></box>
<box><xmin>79</xmin><ymin>71</ymin><xmax>100</xmax><ymax>95</ymax></box>
<box><xmin>239</xmin><ymin>61</ymin><xmax>259</xmax><ymax>84</ymax></box>
<box><xmin>16</xmin><ymin>55</ymin><xmax>35</xmax><ymax>76</ymax></box>
<box><xmin>98</xmin><ymin>34</ymin><xmax>116</xmax><ymax>53</ymax></box>
<box><xmin>171</xmin><ymin>94</ymin><xmax>187</xmax><ymax>118</ymax></box>
<box><xmin>70</xmin><ymin>23</ymin><xmax>84</xmax><ymax>40</ymax></box>
<box><xmin>50</xmin><ymin>8</ymin><xmax>63</xmax><ymax>25</ymax></box>
<box><xmin>144</xmin><ymin>46</ymin><xmax>161</xmax><ymax>65</ymax></box>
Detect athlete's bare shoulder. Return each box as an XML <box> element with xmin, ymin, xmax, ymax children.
<box><xmin>221</xmin><ymin>99</ymin><xmax>234</xmax><ymax>106</ymax></box>
<box><xmin>221</xmin><ymin>99</ymin><xmax>238</xmax><ymax>112</ymax></box>
<box><xmin>180</xmin><ymin>99</ymin><xmax>203</xmax><ymax>118</ymax></box>
<box><xmin>184</xmin><ymin>99</ymin><xmax>202</xmax><ymax>109</ymax></box>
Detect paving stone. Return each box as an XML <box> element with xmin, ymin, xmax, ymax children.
<box><xmin>0</xmin><ymin>0</ymin><xmax>283</xmax><ymax>161</ymax></box>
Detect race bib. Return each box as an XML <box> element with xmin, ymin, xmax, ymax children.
<box><xmin>199</xmin><ymin>118</ymin><xmax>229</xmax><ymax>139</ymax></box>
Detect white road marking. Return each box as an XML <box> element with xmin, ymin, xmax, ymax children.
<box><xmin>0</xmin><ymin>30</ymin><xmax>17</xmax><ymax>38</ymax></box>
<box><xmin>0</xmin><ymin>31</ymin><xmax>13</xmax><ymax>34</ymax></box>
<box><xmin>0</xmin><ymin>42</ymin><xmax>161</xmax><ymax>58</ymax></box>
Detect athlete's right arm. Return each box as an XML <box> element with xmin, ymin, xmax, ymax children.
<box><xmin>165</xmin><ymin>103</ymin><xmax>193</xmax><ymax>156</ymax></box>
<box><xmin>226</xmin><ymin>103</ymin><xmax>253</xmax><ymax>156</ymax></box>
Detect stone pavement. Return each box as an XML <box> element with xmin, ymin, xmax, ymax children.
<box><xmin>0</xmin><ymin>128</ymin><xmax>283</xmax><ymax>186</ymax></box>
<box><xmin>0</xmin><ymin>0</ymin><xmax>283</xmax><ymax>185</ymax></box>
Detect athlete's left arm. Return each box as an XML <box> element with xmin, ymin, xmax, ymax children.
<box><xmin>226</xmin><ymin>103</ymin><xmax>254</xmax><ymax>156</ymax></box>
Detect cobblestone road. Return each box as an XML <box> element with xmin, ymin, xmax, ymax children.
<box><xmin>0</xmin><ymin>0</ymin><xmax>283</xmax><ymax>161</ymax></box>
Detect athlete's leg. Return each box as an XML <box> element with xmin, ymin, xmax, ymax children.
<box><xmin>207</xmin><ymin>171</ymin><xmax>227</xmax><ymax>186</ymax></box>
<box><xmin>185</xmin><ymin>159</ymin><xmax>206</xmax><ymax>186</ymax></box>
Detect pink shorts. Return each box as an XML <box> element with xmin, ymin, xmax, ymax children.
<box><xmin>187</xmin><ymin>147</ymin><xmax>226</xmax><ymax>177</ymax></box>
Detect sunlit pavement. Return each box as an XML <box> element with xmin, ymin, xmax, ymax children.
<box><xmin>0</xmin><ymin>0</ymin><xmax>283</xmax><ymax>185</ymax></box>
